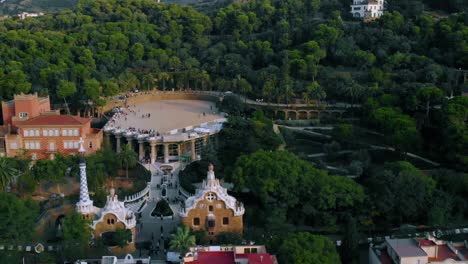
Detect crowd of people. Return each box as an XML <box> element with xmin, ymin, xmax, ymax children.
<box><xmin>106</xmin><ymin>107</ymin><xmax>161</xmax><ymax>137</ymax></box>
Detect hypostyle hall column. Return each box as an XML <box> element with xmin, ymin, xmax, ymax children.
<box><xmin>115</xmin><ymin>133</ymin><xmax>122</xmax><ymax>153</ymax></box>
<box><xmin>191</xmin><ymin>140</ymin><xmax>197</xmax><ymax>161</ymax></box>
<box><xmin>138</xmin><ymin>139</ymin><xmax>145</xmax><ymax>160</ymax></box>
<box><xmin>126</xmin><ymin>136</ymin><xmax>133</xmax><ymax>149</ymax></box>
<box><xmin>150</xmin><ymin>141</ymin><xmax>157</xmax><ymax>164</ymax></box>
<box><xmin>164</xmin><ymin>143</ymin><xmax>169</xmax><ymax>164</ymax></box>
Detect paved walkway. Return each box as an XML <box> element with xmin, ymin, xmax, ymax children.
<box><xmin>133</xmin><ymin>162</ymin><xmax>184</xmax><ymax>260</ymax></box>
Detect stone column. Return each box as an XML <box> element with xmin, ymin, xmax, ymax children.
<box><xmin>150</xmin><ymin>141</ymin><xmax>157</xmax><ymax>164</ymax></box>
<box><xmin>104</xmin><ymin>131</ymin><xmax>110</xmax><ymax>146</ymax></box>
<box><xmin>138</xmin><ymin>139</ymin><xmax>145</xmax><ymax>160</ymax></box>
<box><xmin>164</xmin><ymin>143</ymin><xmax>169</xmax><ymax>164</ymax></box>
<box><xmin>126</xmin><ymin>136</ymin><xmax>133</xmax><ymax>149</ymax></box>
<box><xmin>191</xmin><ymin>140</ymin><xmax>197</xmax><ymax>161</ymax></box>
<box><xmin>115</xmin><ymin>134</ymin><xmax>122</xmax><ymax>153</ymax></box>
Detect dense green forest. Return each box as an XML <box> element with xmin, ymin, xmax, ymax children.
<box><xmin>0</xmin><ymin>1</ymin><xmax>466</xmax><ymax>262</ymax></box>
<box><xmin>0</xmin><ymin>0</ymin><xmax>465</xmax><ymax>166</ymax></box>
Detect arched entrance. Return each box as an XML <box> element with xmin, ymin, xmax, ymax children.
<box><xmin>298</xmin><ymin>111</ymin><xmax>308</xmax><ymax>120</ymax></box>
<box><xmin>288</xmin><ymin>111</ymin><xmax>297</xmax><ymax>120</ymax></box>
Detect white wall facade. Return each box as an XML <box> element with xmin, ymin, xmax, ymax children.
<box><xmin>350</xmin><ymin>0</ymin><xmax>384</xmax><ymax>19</ymax></box>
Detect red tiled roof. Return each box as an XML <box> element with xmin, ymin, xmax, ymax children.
<box><xmin>379</xmin><ymin>250</ymin><xmax>393</xmax><ymax>264</ymax></box>
<box><xmin>236</xmin><ymin>253</ymin><xmax>274</xmax><ymax>264</ymax></box>
<box><xmin>186</xmin><ymin>251</ymin><xmax>235</xmax><ymax>264</ymax></box>
<box><xmin>428</xmin><ymin>245</ymin><xmax>459</xmax><ymax>262</ymax></box>
<box><xmin>18</xmin><ymin>115</ymin><xmax>91</xmax><ymax>126</ymax></box>
<box><xmin>419</xmin><ymin>240</ymin><xmax>436</xmax><ymax>247</ymax></box>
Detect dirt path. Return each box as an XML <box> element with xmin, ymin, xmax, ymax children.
<box><xmin>273</xmin><ymin>124</ymin><xmax>286</xmax><ymax>151</ymax></box>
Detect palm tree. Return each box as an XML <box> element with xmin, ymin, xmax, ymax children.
<box><xmin>309</xmin><ymin>81</ymin><xmax>326</xmax><ymax>106</ymax></box>
<box><xmin>142</xmin><ymin>74</ymin><xmax>155</xmax><ymax>91</ymax></box>
<box><xmin>170</xmin><ymin>226</ymin><xmax>196</xmax><ymax>255</ymax></box>
<box><xmin>0</xmin><ymin>158</ymin><xmax>19</xmax><ymax>191</ymax></box>
<box><xmin>158</xmin><ymin>72</ymin><xmax>171</xmax><ymax>91</ymax></box>
<box><xmin>283</xmin><ymin>82</ymin><xmax>295</xmax><ymax>105</ymax></box>
<box><xmin>118</xmin><ymin>144</ymin><xmax>137</xmax><ymax>178</ymax></box>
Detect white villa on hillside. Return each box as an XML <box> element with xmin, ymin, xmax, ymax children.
<box><xmin>350</xmin><ymin>0</ymin><xmax>385</xmax><ymax>20</ymax></box>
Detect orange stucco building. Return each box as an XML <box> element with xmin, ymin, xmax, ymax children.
<box><xmin>1</xmin><ymin>93</ymin><xmax>102</xmax><ymax>159</ymax></box>
<box><xmin>180</xmin><ymin>164</ymin><xmax>245</xmax><ymax>242</ymax></box>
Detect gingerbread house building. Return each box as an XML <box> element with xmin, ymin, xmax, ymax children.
<box><xmin>180</xmin><ymin>164</ymin><xmax>244</xmax><ymax>242</ymax></box>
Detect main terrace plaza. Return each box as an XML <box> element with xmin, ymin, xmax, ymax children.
<box><xmin>104</xmin><ymin>99</ymin><xmax>225</xmax><ymax>164</ymax></box>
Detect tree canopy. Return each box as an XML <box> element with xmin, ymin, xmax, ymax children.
<box><xmin>272</xmin><ymin>232</ymin><xmax>341</xmax><ymax>264</ymax></box>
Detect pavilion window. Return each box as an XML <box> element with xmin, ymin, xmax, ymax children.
<box><xmin>207</xmin><ymin>220</ymin><xmax>215</xmax><ymax>228</ymax></box>
<box><xmin>193</xmin><ymin>218</ymin><xmax>200</xmax><ymax>226</ymax></box>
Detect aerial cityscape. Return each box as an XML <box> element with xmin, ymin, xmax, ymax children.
<box><xmin>0</xmin><ymin>0</ymin><xmax>466</xmax><ymax>263</ymax></box>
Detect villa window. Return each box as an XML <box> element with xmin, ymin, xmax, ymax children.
<box><xmin>54</xmin><ymin>129</ymin><xmax>59</xmax><ymax>136</ymax></box>
<box><xmin>244</xmin><ymin>248</ymin><xmax>251</xmax><ymax>254</ymax></box>
<box><xmin>193</xmin><ymin>218</ymin><xmax>200</xmax><ymax>226</ymax></box>
<box><xmin>223</xmin><ymin>217</ymin><xmax>229</xmax><ymax>225</ymax></box>
<box><xmin>209</xmin><ymin>205</ymin><xmax>213</xmax><ymax>212</ymax></box>
<box><xmin>89</xmin><ymin>142</ymin><xmax>93</xmax><ymax>149</ymax></box>
<box><xmin>19</xmin><ymin>112</ymin><xmax>28</xmax><ymax>118</ymax></box>
<box><xmin>62</xmin><ymin>130</ymin><xmax>68</xmax><ymax>136</ymax></box>
<box><xmin>73</xmin><ymin>129</ymin><xmax>79</xmax><ymax>136</ymax></box>
<box><xmin>43</xmin><ymin>130</ymin><xmax>48</xmax><ymax>136</ymax></box>
<box><xmin>24</xmin><ymin>130</ymin><xmax>29</xmax><ymax>137</ymax></box>
<box><xmin>35</xmin><ymin>130</ymin><xmax>40</xmax><ymax>136</ymax></box>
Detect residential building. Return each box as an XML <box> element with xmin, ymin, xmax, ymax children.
<box><xmin>1</xmin><ymin>93</ymin><xmax>102</xmax><ymax>159</ymax></box>
<box><xmin>18</xmin><ymin>12</ymin><xmax>44</xmax><ymax>19</ymax></box>
<box><xmin>75</xmin><ymin>254</ymin><xmax>150</xmax><ymax>264</ymax></box>
<box><xmin>182</xmin><ymin>245</ymin><xmax>278</xmax><ymax>264</ymax></box>
<box><xmin>350</xmin><ymin>0</ymin><xmax>385</xmax><ymax>21</ymax></box>
<box><xmin>369</xmin><ymin>235</ymin><xmax>468</xmax><ymax>264</ymax></box>
<box><xmin>179</xmin><ymin>164</ymin><xmax>244</xmax><ymax>243</ymax></box>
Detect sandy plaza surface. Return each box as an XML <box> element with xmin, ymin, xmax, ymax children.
<box><xmin>112</xmin><ymin>99</ymin><xmax>224</xmax><ymax>133</ymax></box>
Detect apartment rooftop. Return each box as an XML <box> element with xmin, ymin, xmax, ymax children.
<box><xmin>387</xmin><ymin>238</ymin><xmax>427</xmax><ymax>257</ymax></box>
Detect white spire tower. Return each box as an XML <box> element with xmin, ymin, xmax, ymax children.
<box><xmin>76</xmin><ymin>137</ymin><xmax>94</xmax><ymax>215</ymax></box>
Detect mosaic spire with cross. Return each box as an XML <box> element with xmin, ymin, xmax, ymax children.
<box><xmin>76</xmin><ymin>137</ymin><xmax>93</xmax><ymax>214</ymax></box>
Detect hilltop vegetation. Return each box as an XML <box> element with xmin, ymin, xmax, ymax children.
<box><xmin>0</xmin><ymin>0</ymin><xmax>78</xmax><ymax>16</ymax></box>
<box><xmin>0</xmin><ymin>0</ymin><xmax>466</xmax><ymax>168</ymax></box>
